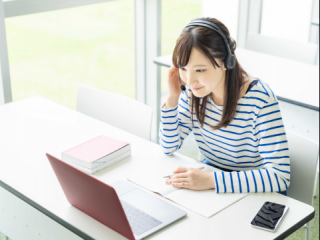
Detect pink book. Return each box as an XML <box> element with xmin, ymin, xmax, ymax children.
<box><xmin>61</xmin><ymin>135</ymin><xmax>131</xmax><ymax>169</ymax></box>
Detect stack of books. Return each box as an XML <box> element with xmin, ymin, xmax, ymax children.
<box><xmin>61</xmin><ymin>135</ymin><xmax>131</xmax><ymax>174</ymax></box>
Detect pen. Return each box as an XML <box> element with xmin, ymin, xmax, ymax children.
<box><xmin>163</xmin><ymin>167</ymin><xmax>205</xmax><ymax>178</ymax></box>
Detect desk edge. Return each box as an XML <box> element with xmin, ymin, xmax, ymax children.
<box><xmin>277</xmin><ymin>96</ymin><xmax>319</xmax><ymax>112</ymax></box>
<box><xmin>274</xmin><ymin>208</ymin><xmax>315</xmax><ymax>240</ymax></box>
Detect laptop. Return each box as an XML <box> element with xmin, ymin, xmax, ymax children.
<box><xmin>46</xmin><ymin>153</ymin><xmax>187</xmax><ymax>240</ymax></box>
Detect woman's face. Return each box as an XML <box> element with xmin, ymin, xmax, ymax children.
<box><xmin>179</xmin><ymin>47</ymin><xmax>227</xmax><ymax>98</ymax></box>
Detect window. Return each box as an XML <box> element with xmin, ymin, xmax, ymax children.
<box><xmin>160</xmin><ymin>0</ymin><xmax>201</xmax><ymax>103</ymax></box>
<box><xmin>261</xmin><ymin>0</ymin><xmax>313</xmax><ymax>42</ymax></box>
<box><xmin>5</xmin><ymin>0</ymin><xmax>135</xmax><ymax>109</ymax></box>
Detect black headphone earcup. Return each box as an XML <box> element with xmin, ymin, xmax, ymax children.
<box><xmin>225</xmin><ymin>54</ymin><xmax>236</xmax><ymax>70</ymax></box>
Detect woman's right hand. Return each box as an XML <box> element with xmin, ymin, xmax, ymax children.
<box><xmin>167</xmin><ymin>65</ymin><xmax>187</xmax><ymax>101</ymax></box>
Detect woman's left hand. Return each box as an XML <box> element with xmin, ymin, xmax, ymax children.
<box><xmin>165</xmin><ymin>166</ymin><xmax>216</xmax><ymax>191</ymax></box>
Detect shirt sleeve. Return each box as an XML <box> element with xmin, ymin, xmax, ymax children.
<box><xmin>214</xmin><ymin>99</ymin><xmax>290</xmax><ymax>193</ymax></box>
<box><xmin>159</xmin><ymin>88</ymin><xmax>193</xmax><ymax>155</ymax></box>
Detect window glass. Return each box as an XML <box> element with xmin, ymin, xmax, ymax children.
<box><xmin>161</xmin><ymin>0</ymin><xmax>201</xmax><ymax>103</ymax></box>
<box><xmin>261</xmin><ymin>0</ymin><xmax>313</xmax><ymax>42</ymax></box>
<box><xmin>5</xmin><ymin>1</ymin><xmax>135</xmax><ymax>109</ymax></box>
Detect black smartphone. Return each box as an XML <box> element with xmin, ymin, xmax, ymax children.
<box><xmin>251</xmin><ymin>201</ymin><xmax>289</xmax><ymax>232</ymax></box>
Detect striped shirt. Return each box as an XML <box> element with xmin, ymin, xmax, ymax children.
<box><xmin>159</xmin><ymin>79</ymin><xmax>290</xmax><ymax>194</ymax></box>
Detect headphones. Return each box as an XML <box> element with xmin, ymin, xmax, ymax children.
<box><xmin>178</xmin><ymin>20</ymin><xmax>236</xmax><ymax>91</ymax></box>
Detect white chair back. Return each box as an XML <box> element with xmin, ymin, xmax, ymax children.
<box><xmin>286</xmin><ymin>131</ymin><xmax>319</xmax><ymax>206</ymax></box>
<box><xmin>77</xmin><ymin>86</ymin><xmax>153</xmax><ymax>141</ymax></box>
<box><xmin>246</xmin><ymin>33</ymin><xmax>318</xmax><ymax>65</ymax></box>
<box><xmin>278</xmin><ymin>101</ymin><xmax>319</xmax><ymax>197</ymax></box>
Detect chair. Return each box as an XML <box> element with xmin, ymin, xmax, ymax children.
<box><xmin>76</xmin><ymin>86</ymin><xmax>153</xmax><ymax>141</ymax></box>
<box><xmin>278</xmin><ymin>100</ymin><xmax>319</xmax><ymax>198</ymax></box>
<box><xmin>286</xmin><ymin>131</ymin><xmax>319</xmax><ymax>240</ymax></box>
<box><xmin>246</xmin><ymin>33</ymin><xmax>319</xmax><ymax>65</ymax></box>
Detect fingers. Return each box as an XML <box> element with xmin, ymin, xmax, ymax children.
<box><xmin>171</xmin><ymin>182</ymin><xmax>190</xmax><ymax>188</ymax></box>
<box><xmin>165</xmin><ymin>176</ymin><xmax>190</xmax><ymax>186</ymax></box>
<box><xmin>173</xmin><ymin>166</ymin><xmax>193</xmax><ymax>173</ymax></box>
<box><xmin>167</xmin><ymin>177</ymin><xmax>189</xmax><ymax>183</ymax></box>
<box><xmin>165</xmin><ymin>178</ymin><xmax>189</xmax><ymax>187</ymax></box>
<box><xmin>170</xmin><ymin>63</ymin><xmax>178</xmax><ymax>69</ymax></box>
<box><xmin>169</xmin><ymin>64</ymin><xmax>178</xmax><ymax>71</ymax></box>
<box><xmin>170</xmin><ymin>172</ymin><xmax>189</xmax><ymax>179</ymax></box>
<box><xmin>168</xmin><ymin>66</ymin><xmax>178</xmax><ymax>78</ymax></box>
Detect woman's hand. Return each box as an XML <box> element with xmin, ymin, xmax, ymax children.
<box><xmin>167</xmin><ymin>65</ymin><xmax>186</xmax><ymax>101</ymax></box>
<box><xmin>164</xmin><ymin>167</ymin><xmax>216</xmax><ymax>191</ymax></box>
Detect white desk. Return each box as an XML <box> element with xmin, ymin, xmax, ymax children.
<box><xmin>154</xmin><ymin>48</ymin><xmax>319</xmax><ymax>111</ymax></box>
<box><xmin>0</xmin><ymin>96</ymin><xmax>315</xmax><ymax>240</ymax></box>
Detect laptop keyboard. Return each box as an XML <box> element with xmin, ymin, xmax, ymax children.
<box><xmin>121</xmin><ymin>200</ymin><xmax>163</xmax><ymax>236</ymax></box>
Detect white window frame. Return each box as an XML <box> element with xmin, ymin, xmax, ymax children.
<box><xmin>3</xmin><ymin>0</ymin><xmax>116</xmax><ymax>18</ymax></box>
<box><xmin>135</xmin><ymin>0</ymin><xmax>162</xmax><ymax>143</ymax></box>
<box><xmin>0</xmin><ymin>0</ymin><xmax>11</xmax><ymax>105</ymax></box>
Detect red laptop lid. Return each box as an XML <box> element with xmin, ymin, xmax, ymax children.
<box><xmin>46</xmin><ymin>153</ymin><xmax>135</xmax><ymax>240</ymax></box>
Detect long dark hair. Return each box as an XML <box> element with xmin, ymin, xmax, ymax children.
<box><xmin>172</xmin><ymin>17</ymin><xmax>253</xmax><ymax>130</ymax></box>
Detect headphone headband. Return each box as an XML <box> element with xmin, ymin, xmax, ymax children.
<box><xmin>184</xmin><ymin>20</ymin><xmax>236</xmax><ymax>70</ymax></box>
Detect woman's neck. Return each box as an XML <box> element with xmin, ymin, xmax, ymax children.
<box><xmin>210</xmin><ymin>77</ymin><xmax>255</xmax><ymax>106</ymax></box>
<box><xmin>210</xmin><ymin>76</ymin><xmax>226</xmax><ymax>106</ymax></box>
<box><xmin>211</xmin><ymin>92</ymin><xmax>224</xmax><ymax>106</ymax></box>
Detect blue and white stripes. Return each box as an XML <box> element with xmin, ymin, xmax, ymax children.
<box><xmin>159</xmin><ymin>80</ymin><xmax>290</xmax><ymax>193</ymax></box>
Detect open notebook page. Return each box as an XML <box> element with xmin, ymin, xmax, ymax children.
<box><xmin>127</xmin><ymin>154</ymin><xmax>250</xmax><ymax>218</ymax></box>
<box><xmin>127</xmin><ymin>155</ymin><xmax>215</xmax><ymax>196</ymax></box>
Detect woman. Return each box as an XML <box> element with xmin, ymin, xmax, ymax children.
<box><xmin>159</xmin><ymin>17</ymin><xmax>290</xmax><ymax>195</ymax></box>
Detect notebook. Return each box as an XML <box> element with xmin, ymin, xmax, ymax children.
<box><xmin>65</xmin><ymin>150</ymin><xmax>131</xmax><ymax>175</ymax></box>
<box><xmin>127</xmin><ymin>154</ymin><xmax>250</xmax><ymax>218</ymax></box>
<box><xmin>62</xmin><ymin>135</ymin><xmax>131</xmax><ymax>169</ymax></box>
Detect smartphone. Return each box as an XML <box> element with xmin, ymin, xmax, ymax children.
<box><xmin>251</xmin><ymin>201</ymin><xmax>289</xmax><ymax>232</ymax></box>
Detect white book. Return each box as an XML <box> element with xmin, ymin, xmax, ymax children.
<box><xmin>64</xmin><ymin>150</ymin><xmax>131</xmax><ymax>175</ymax></box>
<box><xmin>127</xmin><ymin>154</ymin><xmax>250</xmax><ymax>218</ymax></box>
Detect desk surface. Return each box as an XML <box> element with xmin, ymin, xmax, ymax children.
<box><xmin>0</xmin><ymin>96</ymin><xmax>315</xmax><ymax>240</ymax></box>
<box><xmin>154</xmin><ymin>48</ymin><xmax>319</xmax><ymax>111</ymax></box>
